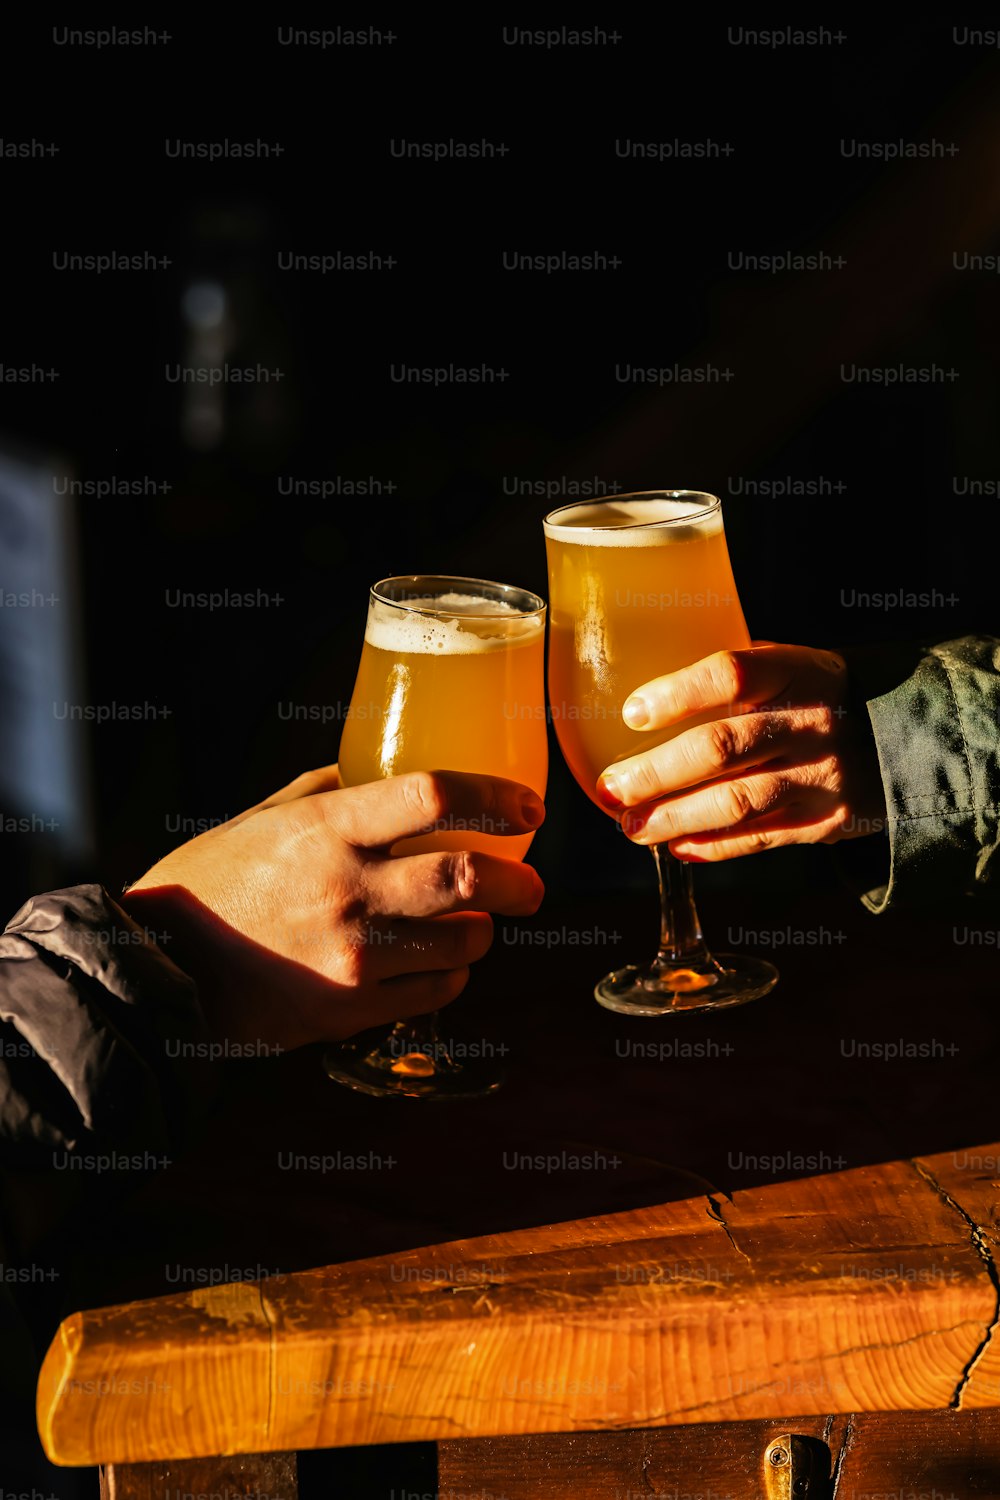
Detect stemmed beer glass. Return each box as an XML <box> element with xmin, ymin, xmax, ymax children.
<box><xmin>543</xmin><ymin>491</ymin><xmax>778</xmax><ymax>1014</ymax></box>
<box><xmin>323</xmin><ymin>575</ymin><xmax>548</xmax><ymax>1097</ymax></box>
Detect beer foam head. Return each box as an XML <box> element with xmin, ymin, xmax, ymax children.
<box><xmin>543</xmin><ymin>495</ymin><xmax>721</xmax><ymax>546</ymax></box>
<box><xmin>366</xmin><ymin>590</ymin><xmax>543</xmax><ymax>654</ymax></box>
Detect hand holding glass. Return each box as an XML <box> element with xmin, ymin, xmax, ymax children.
<box><xmin>324</xmin><ymin>575</ymin><xmax>548</xmax><ymax>1097</ymax></box>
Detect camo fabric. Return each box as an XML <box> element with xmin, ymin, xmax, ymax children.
<box><xmin>848</xmin><ymin>634</ymin><xmax>1000</xmax><ymax>912</ymax></box>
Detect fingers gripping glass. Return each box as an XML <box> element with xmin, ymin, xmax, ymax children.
<box><xmin>543</xmin><ymin>491</ymin><xmax>778</xmax><ymax>1015</ymax></box>
<box><xmin>323</xmin><ymin>575</ymin><xmax>548</xmax><ymax>1098</ymax></box>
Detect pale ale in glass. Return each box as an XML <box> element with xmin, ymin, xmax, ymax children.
<box><xmin>545</xmin><ymin>496</ymin><xmax>750</xmax><ymax>802</ymax></box>
<box><xmin>326</xmin><ymin>574</ymin><xmax>547</xmax><ymax>1098</ymax></box>
<box><xmin>543</xmin><ymin>492</ymin><xmax>777</xmax><ymax>1016</ymax></box>
<box><xmin>338</xmin><ymin>584</ymin><xmax>547</xmax><ymax>857</ymax></box>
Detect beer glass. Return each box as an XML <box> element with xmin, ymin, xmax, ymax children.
<box><xmin>324</xmin><ymin>575</ymin><xmax>547</xmax><ymax>1097</ymax></box>
<box><xmin>544</xmin><ymin>491</ymin><xmax>778</xmax><ymax>1014</ymax></box>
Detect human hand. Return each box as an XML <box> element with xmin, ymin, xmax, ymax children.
<box><xmin>121</xmin><ymin>765</ymin><xmax>544</xmax><ymax>1048</ymax></box>
<box><xmin>595</xmin><ymin>643</ymin><xmax>886</xmax><ymax>860</ymax></box>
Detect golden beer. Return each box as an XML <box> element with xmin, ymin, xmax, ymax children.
<box><xmin>338</xmin><ymin>579</ymin><xmax>548</xmax><ymax>858</ymax></box>
<box><xmin>544</xmin><ymin>496</ymin><xmax>750</xmax><ymax>807</ymax></box>
<box><xmin>542</xmin><ymin>491</ymin><xmax>777</xmax><ymax>1017</ymax></box>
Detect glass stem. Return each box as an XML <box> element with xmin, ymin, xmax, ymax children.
<box><xmin>388</xmin><ymin>1012</ymin><xmax>440</xmax><ymax>1053</ymax></box>
<box><xmin>651</xmin><ymin>844</ymin><xmax>711</xmax><ymax>965</ymax></box>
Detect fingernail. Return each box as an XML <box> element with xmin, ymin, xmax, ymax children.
<box><xmin>521</xmin><ymin>795</ymin><xmax>544</xmax><ymax>827</ymax></box>
<box><xmin>623</xmin><ymin>697</ymin><xmax>648</xmax><ymax>728</ymax></box>
<box><xmin>596</xmin><ymin>774</ymin><xmax>623</xmax><ymax>810</ymax></box>
<box><xmin>622</xmin><ymin>809</ymin><xmax>649</xmax><ymax>840</ymax></box>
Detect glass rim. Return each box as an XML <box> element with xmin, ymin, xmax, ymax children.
<box><xmin>370</xmin><ymin>573</ymin><xmax>546</xmax><ymax>620</ymax></box>
<box><xmin>543</xmin><ymin>488</ymin><xmax>721</xmax><ymax>533</ymax></box>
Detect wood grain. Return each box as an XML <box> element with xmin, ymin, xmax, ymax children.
<box><xmin>916</xmin><ymin>1147</ymin><xmax>1000</xmax><ymax>1412</ymax></box>
<box><xmin>99</xmin><ymin>1450</ymin><xmax>297</xmax><ymax>1500</ymax></box>
<box><xmin>38</xmin><ymin>1143</ymin><xmax>1000</xmax><ymax>1466</ymax></box>
<box><xmin>439</xmin><ymin>1411</ymin><xmax>1000</xmax><ymax>1499</ymax></box>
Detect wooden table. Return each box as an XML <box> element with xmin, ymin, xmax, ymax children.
<box><xmin>31</xmin><ymin>871</ymin><xmax>1000</xmax><ymax>1494</ymax></box>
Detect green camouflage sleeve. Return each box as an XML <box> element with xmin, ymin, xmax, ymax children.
<box><xmin>838</xmin><ymin>635</ymin><xmax>1000</xmax><ymax>912</ymax></box>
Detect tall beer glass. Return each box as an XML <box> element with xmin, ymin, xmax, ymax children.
<box><xmin>544</xmin><ymin>491</ymin><xmax>777</xmax><ymax>1014</ymax></box>
<box><xmin>324</xmin><ymin>575</ymin><xmax>547</xmax><ymax>1097</ymax></box>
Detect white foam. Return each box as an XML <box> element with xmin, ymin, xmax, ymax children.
<box><xmin>365</xmin><ymin>591</ymin><xmax>543</xmax><ymax>655</ymax></box>
<box><xmin>543</xmin><ymin>496</ymin><xmax>722</xmax><ymax>546</ymax></box>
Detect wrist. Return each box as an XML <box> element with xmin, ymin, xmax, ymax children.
<box><xmin>119</xmin><ymin>882</ymin><xmax>217</xmax><ymax>997</ymax></box>
<box><xmin>119</xmin><ymin>882</ymin><xmax>299</xmax><ymax>1049</ymax></box>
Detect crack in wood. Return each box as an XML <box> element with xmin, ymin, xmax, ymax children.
<box><xmin>785</xmin><ymin>1319</ymin><xmax>984</xmax><ymax>1367</ymax></box>
<box><xmin>705</xmin><ymin>1194</ymin><xmax>752</xmax><ymax>1264</ymax></box>
<box><xmin>829</xmin><ymin>1410</ymin><xmax>856</xmax><ymax>1498</ymax></box>
<box><xmin>910</xmin><ymin>1158</ymin><xmax>1000</xmax><ymax>1409</ymax></box>
<box><xmin>638</xmin><ymin>1441</ymin><xmax>655</xmax><ymax>1495</ymax></box>
<box><xmin>380</xmin><ymin>1409</ymin><xmax>470</xmax><ymax>1431</ymax></box>
<box><xmin>258</xmin><ymin>1283</ymin><xmax>277</xmax><ymax>1445</ymax></box>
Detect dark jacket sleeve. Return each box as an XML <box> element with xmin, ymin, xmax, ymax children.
<box><xmin>0</xmin><ymin>884</ymin><xmax>221</xmax><ymax>1480</ymax></box>
<box><xmin>0</xmin><ymin>883</ymin><xmax>219</xmax><ymax>1251</ymax></box>
<box><xmin>837</xmin><ymin>635</ymin><xmax>1000</xmax><ymax>912</ymax></box>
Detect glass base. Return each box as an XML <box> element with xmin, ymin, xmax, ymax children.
<box><xmin>323</xmin><ymin>1026</ymin><xmax>505</xmax><ymax>1100</ymax></box>
<box><xmin>596</xmin><ymin>951</ymin><xmax>778</xmax><ymax>1017</ymax></box>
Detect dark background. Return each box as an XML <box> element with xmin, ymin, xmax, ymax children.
<box><xmin>2</xmin><ymin>17</ymin><xmax>999</xmax><ymax>914</ymax></box>
<box><xmin>6</xmin><ymin>17</ymin><xmax>1000</xmax><ymax>1499</ymax></box>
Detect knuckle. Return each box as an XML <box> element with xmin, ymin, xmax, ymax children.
<box><xmin>709</xmin><ymin>649</ymin><xmax>746</xmax><ymax>704</ymax></box>
<box><xmin>744</xmin><ymin>829</ymin><xmax>774</xmax><ymax>853</ymax></box>
<box><xmin>322</xmin><ymin>861</ymin><xmax>361</xmax><ymax>916</ymax></box>
<box><xmin>478</xmin><ymin>778</ymin><xmax>506</xmax><ymax>838</ymax></box>
<box><xmin>703</xmin><ymin>718</ymin><xmax>740</xmax><ymax>772</ymax></box>
<box><xmin>758</xmin><ymin>780</ymin><xmax>791</xmax><ymax>816</ymax></box>
<box><xmin>406</xmin><ymin>770</ymin><xmax>449</xmax><ymax>828</ymax></box>
<box><xmin>292</xmin><ymin>767</ymin><xmax>326</xmax><ymax>796</ymax></box>
<box><xmin>287</xmin><ymin>795</ymin><xmax>326</xmax><ymax>838</ymax></box>
<box><xmin>756</xmin><ymin>773</ymin><xmax>787</xmax><ymax>813</ymax></box>
<box><xmin>721</xmin><ymin>779</ymin><xmax>756</xmax><ymax>823</ymax></box>
<box><xmin>320</xmin><ymin>790</ymin><xmax>362</xmax><ymax>845</ymax></box>
<box><xmin>481</xmin><ymin>775</ymin><xmax>503</xmax><ymax>814</ymax></box>
<box><xmin>432</xmin><ymin>851</ymin><xmax>470</xmax><ymax>900</ymax></box>
<box><xmin>756</xmin><ymin>711</ymin><xmax>783</xmax><ymax>748</ymax></box>
<box><xmin>338</xmin><ymin>931</ymin><xmax>367</xmax><ymax>987</ymax></box>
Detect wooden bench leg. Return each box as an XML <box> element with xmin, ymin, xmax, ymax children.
<box><xmin>99</xmin><ymin>1452</ymin><xmax>298</xmax><ymax>1500</ymax></box>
